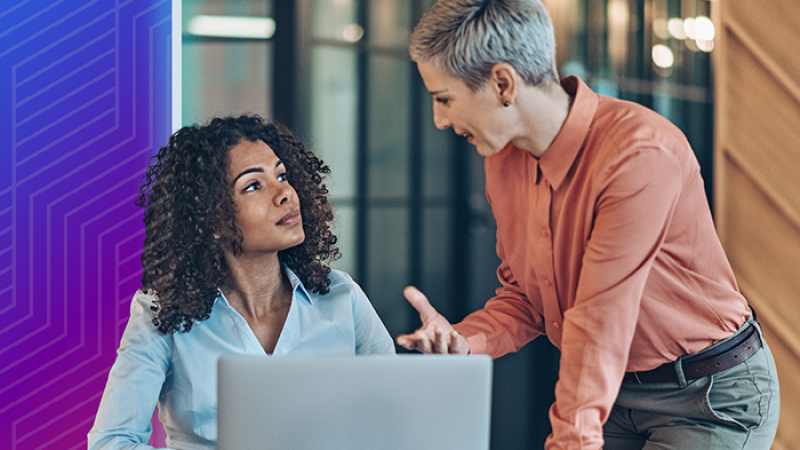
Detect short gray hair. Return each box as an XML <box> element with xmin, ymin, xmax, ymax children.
<box><xmin>409</xmin><ymin>0</ymin><xmax>559</xmax><ymax>90</ymax></box>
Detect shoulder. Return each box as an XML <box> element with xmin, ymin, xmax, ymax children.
<box><xmin>129</xmin><ymin>289</ymin><xmax>158</xmax><ymax>320</ymax></box>
<box><xmin>594</xmin><ymin>96</ymin><xmax>689</xmax><ymax>151</ymax></box>
<box><xmin>321</xmin><ymin>269</ymin><xmax>363</xmax><ymax>301</ymax></box>
<box><xmin>327</xmin><ymin>268</ymin><xmax>356</xmax><ymax>287</ymax></box>
<box><xmin>305</xmin><ymin>269</ymin><xmax>374</xmax><ymax>313</ymax></box>
<box><xmin>587</xmin><ymin>96</ymin><xmax>693</xmax><ymax>170</ymax></box>
<box><xmin>119</xmin><ymin>290</ymin><xmax>173</xmax><ymax>352</ymax></box>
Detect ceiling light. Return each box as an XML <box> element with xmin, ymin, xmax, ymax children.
<box><xmin>188</xmin><ymin>15</ymin><xmax>276</xmax><ymax>39</ymax></box>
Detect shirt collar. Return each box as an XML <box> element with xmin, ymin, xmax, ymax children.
<box><xmin>283</xmin><ymin>264</ymin><xmax>313</xmax><ymax>305</ymax></box>
<box><xmin>538</xmin><ymin>76</ymin><xmax>599</xmax><ymax>191</ymax></box>
<box><xmin>214</xmin><ymin>264</ymin><xmax>314</xmax><ymax>306</ymax></box>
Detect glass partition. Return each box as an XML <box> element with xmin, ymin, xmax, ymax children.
<box><xmin>181</xmin><ymin>0</ymin><xmax>273</xmax><ymax>125</ymax></box>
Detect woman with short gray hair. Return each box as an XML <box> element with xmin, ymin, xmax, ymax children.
<box><xmin>397</xmin><ymin>1</ymin><xmax>780</xmax><ymax>449</ymax></box>
<box><xmin>409</xmin><ymin>0</ymin><xmax>558</xmax><ymax>89</ymax></box>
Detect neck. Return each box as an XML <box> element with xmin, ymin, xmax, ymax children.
<box><xmin>512</xmin><ymin>81</ymin><xmax>573</xmax><ymax>158</ymax></box>
<box><xmin>220</xmin><ymin>251</ymin><xmax>291</xmax><ymax>317</ymax></box>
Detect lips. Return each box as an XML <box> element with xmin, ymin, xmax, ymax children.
<box><xmin>277</xmin><ymin>210</ymin><xmax>301</xmax><ymax>226</ymax></box>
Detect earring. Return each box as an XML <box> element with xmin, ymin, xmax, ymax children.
<box><xmin>504</xmin><ymin>101</ymin><xmax>510</xmax><ymax>107</ymax></box>
<box><xmin>213</xmin><ymin>234</ymin><xmax>220</xmax><ymax>240</ymax></box>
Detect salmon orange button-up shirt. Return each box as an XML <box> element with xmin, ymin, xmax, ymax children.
<box><xmin>452</xmin><ymin>77</ymin><xmax>750</xmax><ymax>450</ymax></box>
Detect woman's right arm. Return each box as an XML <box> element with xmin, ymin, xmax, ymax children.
<box><xmin>87</xmin><ymin>291</ymin><xmax>172</xmax><ymax>450</ymax></box>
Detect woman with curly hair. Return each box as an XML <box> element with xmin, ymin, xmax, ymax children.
<box><xmin>88</xmin><ymin>115</ymin><xmax>394</xmax><ymax>450</ymax></box>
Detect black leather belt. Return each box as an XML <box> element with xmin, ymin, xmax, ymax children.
<box><xmin>624</xmin><ymin>323</ymin><xmax>761</xmax><ymax>384</ymax></box>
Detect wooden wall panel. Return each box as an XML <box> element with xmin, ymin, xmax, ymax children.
<box><xmin>722</xmin><ymin>157</ymin><xmax>800</xmax><ymax>329</ymax></box>
<box><xmin>727</xmin><ymin>0</ymin><xmax>800</xmax><ymax>84</ymax></box>
<box><xmin>724</xmin><ymin>35</ymin><xmax>800</xmax><ymax>215</ymax></box>
<box><xmin>714</xmin><ymin>1</ymin><xmax>800</xmax><ymax>447</ymax></box>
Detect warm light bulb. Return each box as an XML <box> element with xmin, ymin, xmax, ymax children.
<box><xmin>652</xmin><ymin>44</ymin><xmax>674</xmax><ymax>68</ymax></box>
<box><xmin>696</xmin><ymin>39</ymin><xmax>714</xmax><ymax>52</ymax></box>
<box><xmin>683</xmin><ymin>17</ymin><xmax>697</xmax><ymax>40</ymax></box>
<box><xmin>653</xmin><ymin>18</ymin><xmax>670</xmax><ymax>40</ymax></box>
<box><xmin>342</xmin><ymin>24</ymin><xmax>364</xmax><ymax>42</ymax></box>
<box><xmin>694</xmin><ymin>16</ymin><xmax>715</xmax><ymax>40</ymax></box>
<box><xmin>668</xmin><ymin>18</ymin><xmax>686</xmax><ymax>40</ymax></box>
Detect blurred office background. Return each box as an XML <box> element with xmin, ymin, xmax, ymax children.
<box><xmin>178</xmin><ymin>0</ymin><xmax>800</xmax><ymax>448</ymax></box>
<box><xmin>5</xmin><ymin>0</ymin><xmax>797</xmax><ymax>448</ymax></box>
<box><xmin>180</xmin><ymin>0</ymin><xmax>724</xmax><ymax>448</ymax></box>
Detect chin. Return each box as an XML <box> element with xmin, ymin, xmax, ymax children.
<box><xmin>288</xmin><ymin>232</ymin><xmax>306</xmax><ymax>249</ymax></box>
<box><xmin>475</xmin><ymin>146</ymin><xmax>499</xmax><ymax>158</ymax></box>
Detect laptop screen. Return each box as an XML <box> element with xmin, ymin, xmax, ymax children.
<box><xmin>217</xmin><ymin>354</ymin><xmax>493</xmax><ymax>450</ymax></box>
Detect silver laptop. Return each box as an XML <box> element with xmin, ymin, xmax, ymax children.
<box><xmin>217</xmin><ymin>354</ymin><xmax>493</xmax><ymax>450</ymax></box>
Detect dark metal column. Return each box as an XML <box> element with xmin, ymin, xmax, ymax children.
<box><xmin>271</xmin><ymin>0</ymin><xmax>299</xmax><ymax>132</ymax></box>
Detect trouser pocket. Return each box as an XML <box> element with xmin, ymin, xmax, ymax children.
<box><xmin>701</xmin><ymin>347</ymin><xmax>778</xmax><ymax>431</ymax></box>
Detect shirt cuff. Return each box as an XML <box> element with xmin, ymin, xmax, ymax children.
<box><xmin>452</xmin><ymin>323</ymin><xmax>488</xmax><ymax>355</ymax></box>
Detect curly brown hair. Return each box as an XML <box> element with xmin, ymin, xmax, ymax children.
<box><xmin>136</xmin><ymin>115</ymin><xmax>340</xmax><ymax>334</ymax></box>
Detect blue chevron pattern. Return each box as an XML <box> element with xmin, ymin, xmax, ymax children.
<box><xmin>0</xmin><ymin>0</ymin><xmax>173</xmax><ymax>448</ymax></box>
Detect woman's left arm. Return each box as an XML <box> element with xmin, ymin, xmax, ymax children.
<box><xmin>88</xmin><ymin>291</ymin><xmax>173</xmax><ymax>450</ymax></box>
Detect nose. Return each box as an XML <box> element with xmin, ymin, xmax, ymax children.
<box><xmin>432</xmin><ymin>103</ymin><xmax>450</xmax><ymax>131</ymax></box>
<box><xmin>271</xmin><ymin>180</ymin><xmax>293</xmax><ymax>206</ymax></box>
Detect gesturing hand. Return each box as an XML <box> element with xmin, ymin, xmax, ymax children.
<box><xmin>396</xmin><ymin>286</ymin><xmax>470</xmax><ymax>354</ymax></box>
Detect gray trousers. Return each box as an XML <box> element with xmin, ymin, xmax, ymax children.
<box><xmin>604</xmin><ymin>319</ymin><xmax>780</xmax><ymax>449</ymax></box>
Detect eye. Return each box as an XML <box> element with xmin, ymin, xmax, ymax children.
<box><xmin>435</xmin><ymin>97</ymin><xmax>449</xmax><ymax>105</ymax></box>
<box><xmin>277</xmin><ymin>172</ymin><xmax>288</xmax><ymax>182</ymax></box>
<box><xmin>243</xmin><ymin>181</ymin><xmax>260</xmax><ymax>192</ymax></box>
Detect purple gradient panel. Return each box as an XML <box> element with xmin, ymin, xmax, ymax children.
<box><xmin>0</xmin><ymin>0</ymin><xmax>173</xmax><ymax>449</ymax></box>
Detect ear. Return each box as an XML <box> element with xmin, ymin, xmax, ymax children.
<box><xmin>489</xmin><ymin>63</ymin><xmax>517</xmax><ymax>106</ymax></box>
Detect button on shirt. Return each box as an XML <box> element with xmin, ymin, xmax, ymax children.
<box><xmin>452</xmin><ymin>77</ymin><xmax>750</xmax><ymax>449</ymax></box>
<box><xmin>88</xmin><ymin>268</ymin><xmax>394</xmax><ymax>450</ymax></box>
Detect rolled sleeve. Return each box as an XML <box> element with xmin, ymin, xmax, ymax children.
<box><xmin>454</xmin><ymin>254</ymin><xmax>545</xmax><ymax>358</ymax></box>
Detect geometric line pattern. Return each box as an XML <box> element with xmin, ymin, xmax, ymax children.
<box><xmin>0</xmin><ymin>0</ymin><xmax>172</xmax><ymax>448</ymax></box>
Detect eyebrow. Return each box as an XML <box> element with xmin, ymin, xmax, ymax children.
<box><xmin>429</xmin><ymin>89</ymin><xmax>447</xmax><ymax>95</ymax></box>
<box><xmin>232</xmin><ymin>159</ymin><xmax>284</xmax><ymax>184</ymax></box>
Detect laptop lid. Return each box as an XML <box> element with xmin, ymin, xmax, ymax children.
<box><xmin>217</xmin><ymin>354</ymin><xmax>492</xmax><ymax>450</ymax></box>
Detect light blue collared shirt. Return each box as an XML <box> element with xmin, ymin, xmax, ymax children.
<box><xmin>88</xmin><ymin>268</ymin><xmax>395</xmax><ymax>450</ymax></box>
